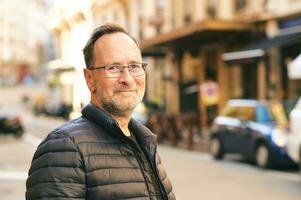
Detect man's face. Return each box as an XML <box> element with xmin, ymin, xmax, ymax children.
<box><xmin>84</xmin><ymin>32</ymin><xmax>145</xmax><ymax>116</ymax></box>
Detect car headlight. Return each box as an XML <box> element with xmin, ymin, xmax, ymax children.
<box><xmin>271</xmin><ymin>128</ymin><xmax>288</xmax><ymax>147</ymax></box>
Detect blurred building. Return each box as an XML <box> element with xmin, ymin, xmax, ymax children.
<box><xmin>46</xmin><ymin>0</ymin><xmax>93</xmax><ymax>118</ymax></box>
<box><xmin>48</xmin><ymin>0</ymin><xmax>301</xmax><ymax>126</ymax></box>
<box><xmin>141</xmin><ymin>0</ymin><xmax>301</xmax><ymax>127</ymax></box>
<box><xmin>0</xmin><ymin>0</ymin><xmax>50</xmax><ymax>85</ymax></box>
<box><xmin>223</xmin><ymin>0</ymin><xmax>301</xmax><ymax>102</ymax></box>
<box><xmin>140</xmin><ymin>0</ymin><xmax>253</xmax><ymax>127</ymax></box>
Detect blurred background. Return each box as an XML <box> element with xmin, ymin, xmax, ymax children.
<box><xmin>0</xmin><ymin>0</ymin><xmax>301</xmax><ymax>199</ymax></box>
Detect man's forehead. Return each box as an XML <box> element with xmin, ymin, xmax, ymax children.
<box><xmin>95</xmin><ymin>32</ymin><xmax>137</xmax><ymax>47</ymax></box>
<box><xmin>93</xmin><ymin>32</ymin><xmax>141</xmax><ymax>64</ymax></box>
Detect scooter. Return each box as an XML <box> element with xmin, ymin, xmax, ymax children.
<box><xmin>0</xmin><ymin>115</ymin><xmax>24</xmax><ymax>138</ymax></box>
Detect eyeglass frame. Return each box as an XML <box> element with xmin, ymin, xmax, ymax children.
<box><xmin>88</xmin><ymin>63</ymin><xmax>147</xmax><ymax>78</ymax></box>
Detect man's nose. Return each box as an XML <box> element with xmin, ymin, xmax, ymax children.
<box><xmin>118</xmin><ymin>67</ymin><xmax>134</xmax><ymax>82</ymax></box>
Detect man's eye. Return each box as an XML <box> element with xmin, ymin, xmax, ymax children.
<box><xmin>107</xmin><ymin>65</ymin><xmax>120</xmax><ymax>71</ymax></box>
<box><xmin>129</xmin><ymin>64</ymin><xmax>140</xmax><ymax>70</ymax></box>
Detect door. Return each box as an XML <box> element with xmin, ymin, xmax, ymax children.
<box><xmin>242</xmin><ymin>64</ymin><xmax>258</xmax><ymax>99</ymax></box>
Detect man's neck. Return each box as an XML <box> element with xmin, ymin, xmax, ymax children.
<box><xmin>91</xmin><ymin>100</ymin><xmax>132</xmax><ymax>137</ymax></box>
<box><xmin>112</xmin><ymin>114</ymin><xmax>131</xmax><ymax>137</ymax></box>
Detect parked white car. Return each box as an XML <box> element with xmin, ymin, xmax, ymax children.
<box><xmin>287</xmin><ymin>97</ymin><xmax>301</xmax><ymax>173</ymax></box>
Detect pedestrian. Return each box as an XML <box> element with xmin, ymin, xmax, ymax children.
<box><xmin>26</xmin><ymin>23</ymin><xmax>176</xmax><ymax>200</ymax></box>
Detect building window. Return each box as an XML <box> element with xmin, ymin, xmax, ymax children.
<box><xmin>279</xmin><ymin>16</ymin><xmax>301</xmax><ymax>29</ymax></box>
<box><xmin>138</xmin><ymin>0</ymin><xmax>144</xmax><ymax>39</ymax></box>
<box><xmin>184</xmin><ymin>0</ymin><xmax>193</xmax><ymax>24</ymax></box>
<box><xmin>235</xmin><ymin>0</ymin><xmax>247</xmax><ymax>12</ymax></box>
<box><xmin>157</xmin><ymin>0</ymin><xmax>167</xmax><ymax>9</ymax></box>
<box><xmin>184</xmin><ymin>0</ymin><xmax>193</xmax><ymax>23</ymax></box>
<box><xmin>149</xmin><ymin>0</ymin><xmax>166</xmax><ymax>33</ymax></box>
<box><xmin>139</xmin><ymin>16</ymin><xmax>144</xmax><ymax>39</ymax></box>
<box><xmin>207</xmin><ymin>0</ymin><xmax>217</xmax><ymax>18</ymax></box>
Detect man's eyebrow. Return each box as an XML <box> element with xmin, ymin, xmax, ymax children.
<box><xmin>107</xmin><ymin>60</ymin><xmax>142</xmax><ymax>65</ymax></box>
<box><xmin>128</xmin><ymin>59</ymin><xmax>143</xmax><ymax>63</ymax></box>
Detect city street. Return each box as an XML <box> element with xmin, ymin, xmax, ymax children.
<box><xmin>1</xmin><ymin>1</ymin><xmax>301</xmax><ymax>199</ymax></box>
<box><xmin>0</xmin><ymin>88</ymin><xmax>300</xmax><ymax>200</ymax></box>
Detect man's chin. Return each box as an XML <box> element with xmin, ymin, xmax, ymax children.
<box><xmin>116</xmin><ymin>104</ymin><xmax>137</xmax><ymax>113</ymax></box>
<box><xmin>114</xmin><ymin>95</ymin><xmax>139</xmax><ymax>104</ymax></box>
<box><xmin>115</xmin><ymin>92</ymin><xmax>137</xmax><ymax>99</ymax></box>
<box><xmin>110</xmin><ymin>107</ymin><xmax>135</xmax><ymax>116</ymax></box>
<box><xmin>104</xmin><ymin>101</ymin><xmax>138</xmax><ymax>116</ymax></box>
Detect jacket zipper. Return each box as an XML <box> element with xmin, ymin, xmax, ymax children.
<box><xmin>123</xmin><ymin>140</ymin><xmax>151</xmax><ymax>200</ymax></box>
<box><xmin>128</xmin><ymin>136</ymin><xmax>168</xmax><ymax>199</ymax></box>
<box><xmin>115</xmin><ymin>125</ymin><xmax>164</xmax><ymax>200</ymax></box>
<box><xmin>131</xmin><ymin>145</ymin><xmax>152</xmax><ymax>200</ymax></box>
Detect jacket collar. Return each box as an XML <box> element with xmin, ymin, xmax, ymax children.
<box><xmin>81</xmin><ymin>103</ymin><xmax>157</xmax><ymax>152</ymax></box>
<box><xmin>82</xmin><ymin>102</ymin><xmax>117</xmax><ymax>131</ymax></box>
<box><xmin>129</xmin><ymin>118</ymin><xmax>157</xmax><ymax>154</ymax></box>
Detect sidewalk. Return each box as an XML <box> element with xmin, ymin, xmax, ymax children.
<box><xmin>160</xmin><ymin>127</ymin><xmax>210</xmax><ymax>153</ymax></box>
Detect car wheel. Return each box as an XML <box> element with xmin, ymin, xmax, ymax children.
<box><xmin>255</xmin><ymin>143</ymin><xmax>270</xmax><ymax>168</ymax></box>
<box><xmin>210</xmin><ymin>137</ymin><xmax>224</xmax><ymax>159</ymax></box>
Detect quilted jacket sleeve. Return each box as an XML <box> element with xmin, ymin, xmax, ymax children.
<box><xmin>156</xmin><ymin>153</ymin><xmax>176</xmax><ymax>200</ymax></box>
<box><xmin>26</xmin><ymin>131</ymin><xmax>86</xmax><ymax>200</ymax></box>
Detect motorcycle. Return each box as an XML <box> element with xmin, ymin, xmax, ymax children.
<box><xmin>0</xmin><ymin>115</ymin><xmax>24</xmax><ymax>138</ymax></box>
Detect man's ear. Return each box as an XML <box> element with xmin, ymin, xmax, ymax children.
<box><xmin>83</xmin><ymin>69</ymin><xmax>96</xmax><ymax>93</ymax></box>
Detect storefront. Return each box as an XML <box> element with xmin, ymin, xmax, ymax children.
<box><xmin>223</xmin><ymin>25</ymin><xmax>301</xmax><ymax>101</ymax></box>
<box><xmin>141</xmin><ymin>20</ymin><xmax>252</xmax><ymax>127</ymax></box>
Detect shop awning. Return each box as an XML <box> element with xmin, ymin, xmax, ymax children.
<box><xmin>46</xmin><ymin>59</ymin><xmax>75</xmax><ymax>72</ymax></box>
<box><xmin>223</xmin><ymin>26</ymin><xmax>301</xmax><ymax>62</ymax></box>
<box><xmin>288</xmin><ymin>53</ymin><xmax>301</xmax><ymax>79</ymax></box>
<box><xmin>140</xmin><ymin>20</ymin><xmax>253</xmax><ymax>50</ymax></box>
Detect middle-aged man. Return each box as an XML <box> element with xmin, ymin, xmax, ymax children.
<box><xmin>26</xmin><ymin>23</ymin><xmax>176</xmax><ymax>200</ymax></box>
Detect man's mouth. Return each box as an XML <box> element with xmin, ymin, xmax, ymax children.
<box><xmin>114</xmin><ymin>89</ymin><xmax>136</xmax><ymax>94</ymax></box>
<box><xmin>115</xmin><ymin>88</ymin><xmax>136</xmax><ymax>92</ymax></box>
<box><xmin>116</xmin><ymin>90</ymin><xmax>134</xmax><ymax>92</ymax></box>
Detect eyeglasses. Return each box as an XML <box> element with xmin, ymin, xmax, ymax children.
<box><xmin>89</xmin><ymin>63</ymin><xmax>147</xmax><ymax>78</ymax></box>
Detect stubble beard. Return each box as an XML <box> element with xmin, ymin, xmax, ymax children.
<box><xmin>99</xmin><ymin>91</ymin><xmax>144</xmax><ymax>117</ymax></box>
